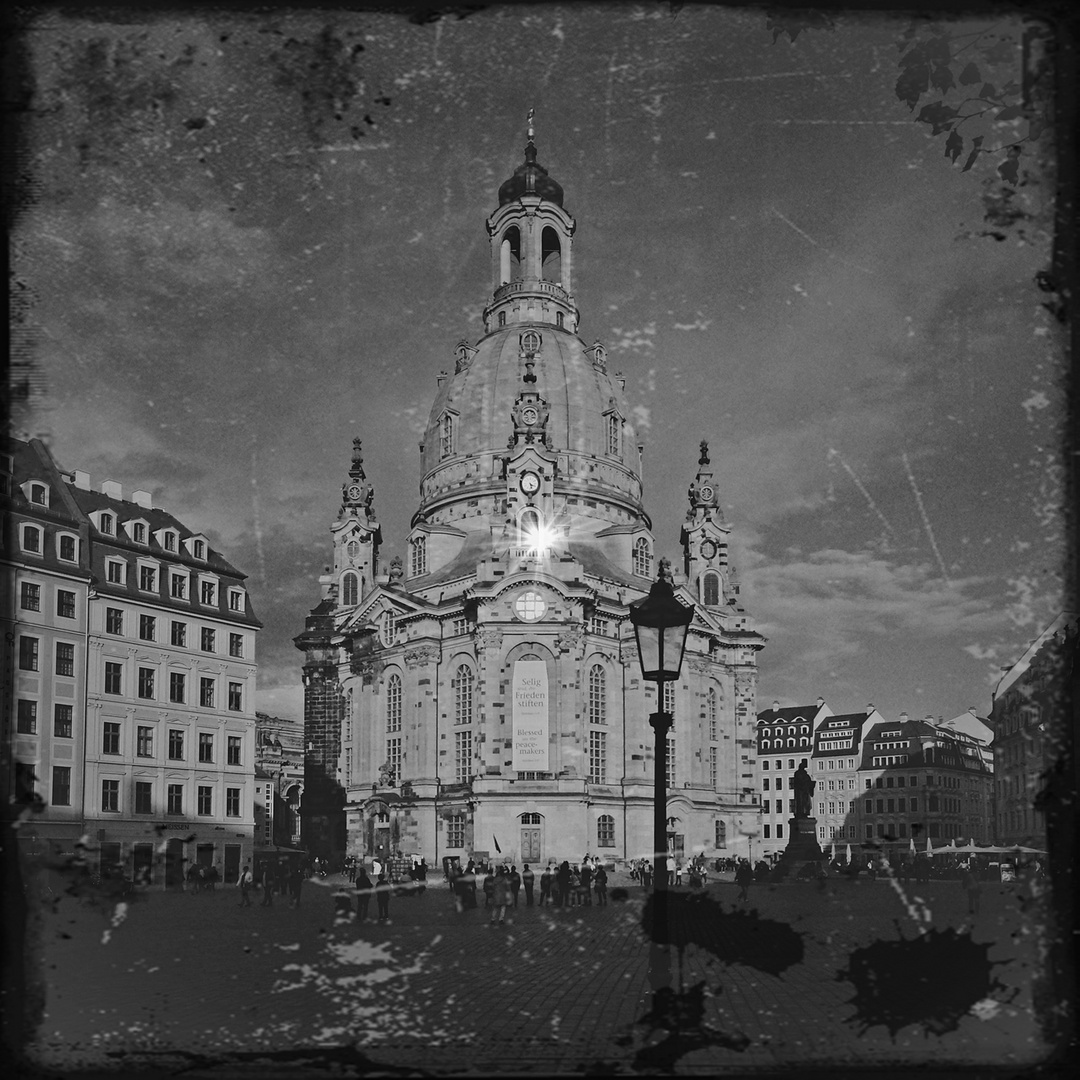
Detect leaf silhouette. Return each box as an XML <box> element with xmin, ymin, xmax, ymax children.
<box><xmin>995</xmin><ymin>104</ymin><xmax>1025</xmax><ymax>122</ymax></box>
<box><xmin>944</xmin><ymin>129</ymin><xmax>963</xmax><ymax>163</ymax></box>
<box><xmin>916</xmin><ymin>100</ymin><xmax>959</xmax><ymax>135</ymax></box>
<box><xmin>961</xmin><ymin>135</ymin><xmax>984</xmax><ymax>172</ymax></box>
<box><xmin>896</xmin><ymin>63</ymin><xmax>930</xmax><ymax>109</ymax></box>
<box><xmin>958</xmin><ymin>61</ymin><xmax>981</xmax><ymax>85</ymax></box>
<box><xmin>929</xmin><ymin>63</ymin><xmax>955</xmax><ymax>93</ymax></box>
<box><xmin>998</xmin><ymin>153</ymin><xmax>1020</xmax><ymax>185</ymax></box>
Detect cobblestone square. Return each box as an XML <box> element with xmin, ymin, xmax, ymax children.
<box><xmin>24</xmin><ymin>867</ymin><xmax>1053</xmax><ymax>1076</ymax></box>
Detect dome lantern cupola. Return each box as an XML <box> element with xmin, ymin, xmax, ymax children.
<box><xmin>485</xmin><ymin>110</ymin><xmax>578</xmax><ymax>336</ymax></box>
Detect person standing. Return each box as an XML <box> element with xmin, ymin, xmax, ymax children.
<box><xmin>355</xmin><ymin>867</ymin><xmax>374</xmax><ymax>921</ymax></box>
<box><xmin>579</xmin><ymin>860</ymin><xmax>593</xmax><ymax>906</ymax></box>
<box><xmin>539</xmin><ymin>865</ymin><xmax>551</xmax><ymax>906</ymax></box>
<box><xmin>375</xmin><ymin>871</ymin><xmax>391</xmax><ymax>921</ymax></box>
<box><xmin>556</xmin><ymin>862</ymin><xmax>572</xmax><ymax>907</ymax></box>
<box><xmin>674</xmin><ymin>858</ymin><xmax>683</xmax><ymax>887</ymax></box>
<box><xmin>735</xmin><ymin>860</ymin><xmax>753</xmax><ymax>903</ymax></box>
<box><xmin>260</xmin><ymin>865</ymin><xmax>274</xmax><ymax>907</ymax></box>
<box><xmin>666</xmin><ymin>852</ymin><xmax>676</xmax><ymax>887</ymax></box>
<box><xmin>238</xmin><ymin>863</ymin><xmax>254</xmax><ymax>907</ymax></box>
<box><xmin>509</xmin><ymin>865</ymin><xmax>522</xmax><ymax>907</ymax></box>
<box><xmin>594</xmin><ymin>864</ymin><xmax>608</xmax><ymax>907</ymax></box>
<box><xmin>288</xmin><ymin>864</ymin><xmax>304</xmax><ymax>908</ymax></box>
<box><xmin>961</xmin><ymin>868</ymin><xmax>982</xmax><ymax>915</ymax></box>
<box><xmin>482</xmin><ymin>868</ymin><xmax>495</xmax><ymax>910</ymax></box>
<box><xmin>522</xmin><ymin>864</ymin><xmax>535</xmax><ymax>906</ymax></box>
<box><xmin>641</xmin><ymin>862</ymin><xmax>653</xmax><ymax>890</ymax></box>
<box><xmin>491</xmin><ymin>866</ymin><xmax>512</xmax><ymax>926</ymax></box>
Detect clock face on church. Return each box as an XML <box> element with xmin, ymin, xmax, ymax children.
<box><xmin>346</xmin><ymin>484</ymin><xmax>364</xmax><ymax>501</ymax></box>
<box><xmin>519</xmin><ymin>471</ymin><xmax>540</xmax><ymax>495</ymax></box>
<box><xmin>698</xmin><ymin>484</ymin><xmax>715</xmax><ymax>503</ymax></box>
<box><xmin>700</xmin><ymin>539</ymin><xmax>717</xmax><ymax>560</ymax></box>
<box><xmin>521</xmin><ymin>406</ymin><xmax>539</xmax><ymax>426</ymax></box>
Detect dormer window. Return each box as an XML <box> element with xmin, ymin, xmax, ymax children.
<box><xmin>227</xmin><ymin>587</ymin><xmax>245</xmax><ymax>612</ymax></box>
<box><xmin>99</xmin><ymin>513</ymin><xmax>114</xmax><ymax>535</ymax></box>
<box><xmin>163</xmin><ymin>531</ymin><xmax>176</xmax><ymax>552</ymax></box>
<box><xmin>199</xmin><ymin>578</ymin><xmax>217</xmax><ymax>606</ymax></box>
<box><xmin>132</xmin><ymin>522</ymin><xmax>147</xmax><ymax>544</ymax></box>
<box><xmin>29</xmin><ymin>483</ymin><xmax>48</xmax><ymax>505</ymax></box>
<box><xmin>194</xmin><ymin>540</ymin><xmax>205</xmax><ymax>560</ymax></box>
<box><xmin>57</xmin><ymin>533</ymin><xmax>78</xmax><ymax>562</ymax></box>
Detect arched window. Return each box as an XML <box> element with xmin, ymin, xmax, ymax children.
<box><xmin>787</xmin><ymin>738</ymin><xmax>795</xmax><ymax>748</ymax></box>
<box><xmin>588</xmin><ymin>665</ymin><xmax>606</xmax><ymax>725</ymax></box>
<box><xmin>498</xmin><ymin>311</ymin><xmax>506</xmax><ymax>327</ymax></box>
<box><xmin>381</xmin><ymin>610</ymin><xmax>397</xmax><ymax>646</ymax></box>
<box><xmin>715</xmin><ymin>820</ymin><xmax>727</xmax><ymax>849</ymax></box>
<box><xmin>342</xmin><ymin>572</ymin><xmax>358</xmax><ymax>606</ymax></box>
<box><xmin>556</xmin><ymin>311</ymin><xmax>564</xmax><ymax>329</ymax></box>
<box><xmin>441</xmin><ymin>414</ymin><xmax>455</xmax><ymax>458</ymax></box>
<box><xmin>411</xmin><ymin>536</ymin><xmax>427</xmax><ymax>577</ymax></box>
<box><xmin>520</xmin><ymin>812</ymin><xmax>541</xmax><ymax>824</ymax></box>
<box><xmin>386</xmin><ymin>673</ymin><xmax>402</xmax><ymax>732</ymax></box>
<box><xmin>762</xmin><ymin>739</ymin><xmax>770</xmax><ymax>749</ymax></box>
<box><xmin>607</xmin><ymin>414</ymin><xmax>621</xmax><ymax>456</ymax></box>
<box><xmin>541</xmin><ymin>226</ymin><xmax>563</xmax><ymax>283</ymax></box>
<box><xmin>519</xmin><ymin>508</ymin><xmax>541</xmax><ymax>548</ymax></box>
<box><xmin>597</xmin><ymin>814</ymin><xmax>615</xmax><ymax>848</ymax></box>
<box><xmin>500</xmin><ymin>226</ymin><xmax>521</xmax><ymax>283</ymax></box>
<box><xmin>703</xmin><ymin>571</ymin><xmax>720</xmax><ymax>607</ymax></box>
<box><xmin>633</xmin><ymin>537</ymin><xmax>652</xmax><ymax>578</ymax></box>
<box><xmin>707</xmin><ymin>687</ymin><xmax>718</xmax><ymax>741</ymax></box>
<box><xmin>21</xmin><ymin>525</ymin><xmax>41</xmax><ymax>554</ymax></box>
<box><xmin>454</xmin><ymin>664</ymin><xmax>473</xmax><ymax>726</ymax></box>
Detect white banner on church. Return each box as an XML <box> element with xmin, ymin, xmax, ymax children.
<box><xmin>512</xmin><ymin>659</ymin><xmax>549</xmax><ymax>772</ymax></box>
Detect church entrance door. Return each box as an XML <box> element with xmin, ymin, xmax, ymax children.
<box><xmin>520</xmin><ymin>827</ymin><xmax>541</xmax><ymax>862</ymax></box>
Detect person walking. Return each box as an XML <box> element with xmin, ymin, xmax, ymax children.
<box><xmin>509</xmin><ymin>865</ymin><xmax>522</xmax><ymax>907</ymax></box>
<box><xmin>538</xmin><ymin>865</ymin><xmax>551</xmax><ymax>906</ymax></box>
<box><xmin>355</xmin><ymin>867</ymin><xmax>374</xmax><ymax>921</ymax></box>
<box><xmin>238</xmin><ymin>863</ymin><xmax>254</xmax><ymax>907</ymax></box>
<box><xmin>186</xmin><ymin>862</ymin><xmax>200</xmax><ymax>895</ymax></box>
<box><xmin>375</xmin><ymin>871</ymin><xmax>391</xmax><ymax>921</ymax></box>
<box><xmin>594</xmin><ymin>864</ymin><xmax>608</xmax><ymax>907</ymax></box>
<box><xmin>491</xmin><ymin>866</ymin><xmax>512</xmax><ymax>926</ymax></box>
<box><xmin>482</xmin><ymin>868</ymin><xmax>495</xmax><ymax>910</ymax></box>
<box><xmin>735</xmin><ymin>859</ymin><xmax>753</xmax><ymax>903</ymax></box>
<box><xmin>641</xmin><ymin>862</ymin><xmax>653</xmax><ymax>890</ymax></box>
<box><xmin>666</xmin><ymin>852</ymin><xmax>676</xmax><ymax>887</ymax></box>
<box><xmin>521</xmin><ymin>864</ymin><xmax>535</xmax><ymax>906</ymax></box>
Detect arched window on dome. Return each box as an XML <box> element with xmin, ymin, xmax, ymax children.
<box><xmin>386</xmin><ymin>673</ymin><xmax>402</xmax><ymax>733</ymax></box>
<box><xmin>410</xmin><ymin>536</ymin><xmax>427</xmax><ymax>577</ymax></box>
<box><xmin>541</xmin><ymin>226</ymin><xmax>562</xmax><ymax>284</ymax></box>
<box><xmin>607</xmin><ymin>414</ymin><xmax>621</xmax><ymax>457</ymax></box>
<box><xmin>342</xmin><ymin>572</ymin><xmax>358</xmax><ymax>606</ymax></box>
<box><xmin>499</xmin><ymin>311</ymin><xmax>506</xmax><ymax>327</ymax></box>
<box><xmin>454</xmin><ymin>664</ymin><xmax>473</xmax><ymax>726</ymax></box>
<box><xmin>588</xmin><ymin>665</ymin><xmax>606</xmax><ymax>726</ymax></box>
<box><xmin>703</xmin><ymin>571</ymin><xmax>720</xmax><ymax>607</ymax></box>
<box><xmin>557</xmin><ymin>311</ymin><xmax>564</xmax><ymax>329</ymax></box>
<box><xmin>500</xmin><ymin>226</ymin><xmax>521</xmax><ymax>284</ymax></box>
<box><xmin>519</xmin><ymin>508</ymin><xmax>542</xmax><ymax>548</ymax></box>
<box><xmin>633</xmin><ymin>537</ymin><xmax>652</xmax><ymax>578</ymax></box>
<box><xmin>441</xmin><ymin>414</ymin><xmax>455</xmax><ymax>458</ymax></box>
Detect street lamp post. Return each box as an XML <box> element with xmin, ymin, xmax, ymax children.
<box><xmin>629</xmin><ymin>559</ymin><xmax>693</xmax><ymax>1009</ymax></box>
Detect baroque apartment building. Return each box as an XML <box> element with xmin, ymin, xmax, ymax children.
<box><xmin>296</xmin><ymin>128</ymin><xmax>766</xmax><ymax>869</ymax></box>
<box><xmin>3</xmin><ymin>438</ymin><xmax>261</xmax><ymax>885</ymax></box>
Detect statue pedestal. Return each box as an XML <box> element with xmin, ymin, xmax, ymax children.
<box><xmin>773</xmin><ymin>817</ymin><xmax>825</xmax><ymax>880</ymax></box>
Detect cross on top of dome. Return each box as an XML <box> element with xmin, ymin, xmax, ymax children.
<box><xmin>498</xmin><ymin>108</ymin><xmax>564</xmax><ymax>207</ymax></box>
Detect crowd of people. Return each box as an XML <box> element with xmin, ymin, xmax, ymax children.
<box><xmin>445</xmin><ymin>855</ymin><xmax>610</xmax><ymax>919</ymax></box>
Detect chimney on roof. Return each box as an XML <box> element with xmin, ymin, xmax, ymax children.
<box><xmin>816</xmin><ymin>697</ymin><xmax>824</xmax><ymax>707</ymax></box>
<box><xmin>73</xmin><ymin>470</ymin><xmax>91</xmax><ymax>490</ymax></box>
<box><xmin>899</xmin><ymin>712</ymin><xmax>908</xmax><ymax>721</ymax></box>
<box><xmin>968</xmin><ymin>706</ymin><xmax>977</xmax><ymax>715</ymax></box>
<box><xmin>132</xmin><ymin>489</ymin><xmax>152</xmax><ymax>509</ymax></box>
<box><xmin>101</xmin><ymin>479</ymin><xmax>122</xmax><ymax>500</ymax></box>
<box><xmin>925</xmin><ymin>714</ymin><xmax>935</xmax><ymax>722</ymax></box>
<box><xmin>866</xmin><ymin>702</ymin><xmax>874</xmax><ymax>714</ymax></box>
<box><xmin>772</xmin><ymin>701</ymin><xmax>780</xmax><ymax>711</ymax></box>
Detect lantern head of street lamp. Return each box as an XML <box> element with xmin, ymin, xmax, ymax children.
<box><xmin>628</xmin><ymin>558</ymin><xmax>693</xmax><ymax>685</ymax></box>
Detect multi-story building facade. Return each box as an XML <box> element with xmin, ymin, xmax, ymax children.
<box><xmin>857</xmin><ymin>714</ymin><xmax>994</xmax><ymax>848</ymax></box>
<box><xmin>296</xmin><ymin>128</ymin><xmax>766</xmax><ymax>870</ymax></box>
<box><xmin>753</xmin><ymin>699</ymin><xmax>832</xmax><ymax>858</ymax></box>
<box><xmin>3</xmin><ymin>440</ymin><xmax>94</xmax><ymax>852</ymax></box>
<box><xmin>3</xmin><ymin>438</ymin><xmax>261</xmax><ymax>885</ymax></box>
<box><xmin>991</xmin><ymin>613</ymin><xmax>1076</xmax><ymax>846</ymax></box>
<box><xmin>810</xmin><ymin>707</ymin><xmax>880</xmax><ymax>849</ymax></box>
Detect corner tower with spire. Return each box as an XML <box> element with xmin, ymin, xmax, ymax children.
<box><xmin>297</xmin><ymin>117</ymin><xmax>765</xmax><ymax>867</ymax></box>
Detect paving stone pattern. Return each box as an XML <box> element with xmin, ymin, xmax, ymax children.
<box><xmin>25</xmin><ymin>870</ymin><xmax>1051</xmax><ymax>1076</ymax></box>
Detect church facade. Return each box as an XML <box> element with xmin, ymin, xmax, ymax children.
<box><xmin>295</xmin><ymin>129</ymin><xmax>765</xmax><ymax>870</ymax></box>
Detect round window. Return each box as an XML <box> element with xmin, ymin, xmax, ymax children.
<box><xmin>514</xmin><ymin>590</ymin><xmax>547</xmax><ymax>622</ymax></box>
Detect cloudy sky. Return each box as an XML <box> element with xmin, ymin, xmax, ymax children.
<box><xmin>13</xmin><ymin>4</ymin><xmax>1067</xmax><ymax>724</ymax></box>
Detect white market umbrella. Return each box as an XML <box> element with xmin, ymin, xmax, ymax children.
<box><xmin>830</xmin><ymin>841</ymin><xmax>836</xmax><ymax>861</ymax></box>
<box><xmin>845</xmin><ymin>844</ymin><xmax>852</xmax><ymax>862</ymax></box>
<box><xmin>909</xmin><ymin>837</ymin><xmax>917</xmax><ymax>856</ymax></box>
<box><xmin>925</xmin><ymin>837</ymin><xmax>934</xmax><ymax>855</ymax></box>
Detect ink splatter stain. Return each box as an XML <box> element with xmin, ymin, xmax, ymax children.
<box><xmin>838</xmin><ymin>927</ymin><xmax>1013</xmax><ymax>1038</ymax></box>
